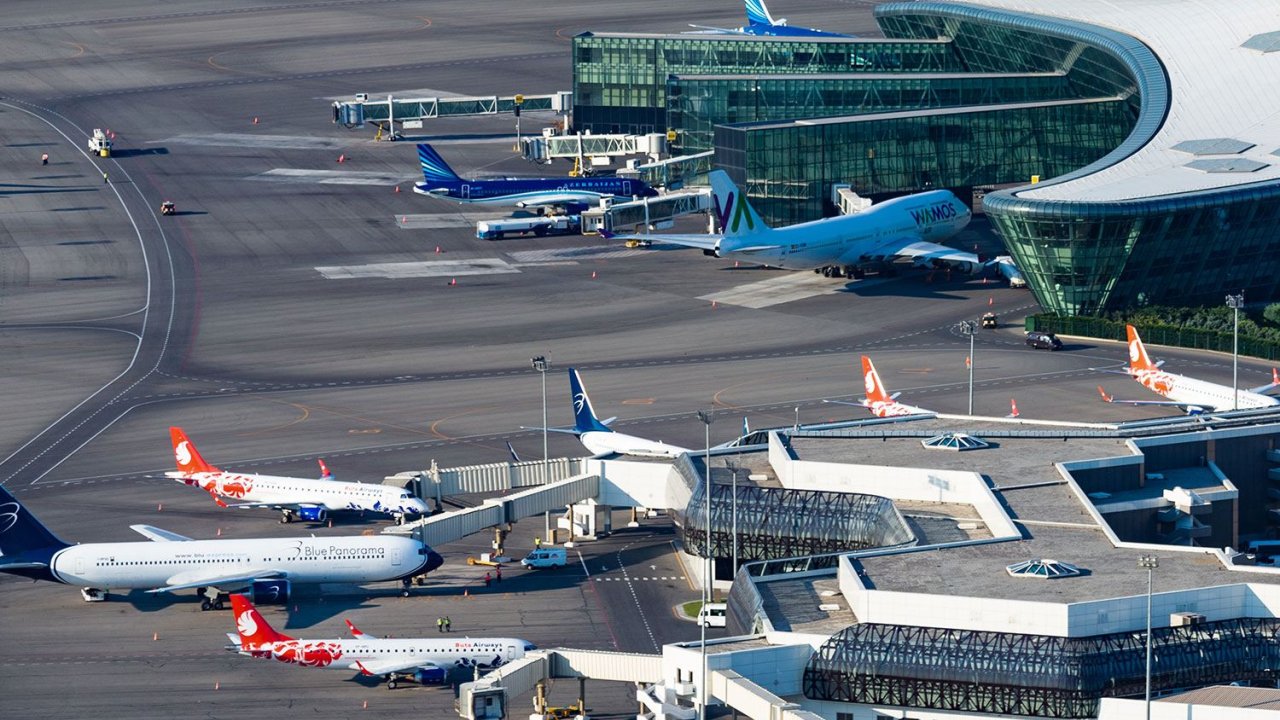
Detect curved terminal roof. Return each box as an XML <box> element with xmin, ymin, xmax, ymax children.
<box><xmin>962</xmin><ymin>0</ymin><xmax>1280</xmax><ymax>202</ymax></box>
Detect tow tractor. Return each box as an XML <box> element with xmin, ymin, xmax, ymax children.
<box><xmin>981</xmin><ymin>312</ymin><xmax>999</xmax><ymax>329</ymax></box>
<box><xmin>160</xmin><ymin>201</ymin><xmax>176</xmax><ymax>216</ymax></box>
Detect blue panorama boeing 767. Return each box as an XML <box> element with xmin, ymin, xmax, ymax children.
<box><xmin>412</xmin><ymin>143</ymin><xmax>657</xmax><ymax>210</ymax></box>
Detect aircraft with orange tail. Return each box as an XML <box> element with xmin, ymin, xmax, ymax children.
<box><xmin>166</xmin><ymin>428</ymin><xmax>428</xmax><ymax>524</ymax></box>
<box><xmin>1098</xmin><ymin>325</ymin><xmax>1280</xmax><ymax>414</ymax></box>
<box><xmin>226</xmin><ymin>594</ymin><xmax>535</xmax><ymax>689</ymax></box>
<box><xmin>823</xmin><ymin>356</ymin><xmax>934</xmax><ymax>418</ymax></box>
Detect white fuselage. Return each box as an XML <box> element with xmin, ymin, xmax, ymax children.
<box><xmin>865</xmin><ymin>399</ymin><xmax>931</xmax><ymax>418</ymax></box>
<box><xmin>726</xmin><ymin>190</ymin><xmax>970</xmax><ymax>270</ymax></box>
<box><xmin>169</xmin><ymin>470</ymin><xmax>428</xmax><ymax>518</ymax></box>
<box><xmin>1134</xmin><ymin>368</ymin><xmax>1280</xmax><ymax>412</ymax></box>
<box><xmin>579</xmin><ymin>431</ymin><xmax>690</xmax><ymax>459</ymax></box>
<box><xmin>241</xmin><ymin>636</ymin><xmax>528</xmax><ymax>672</ymax></box>
<box><xmin>47</xmin><ymin>535</ymin><xmax>428</xmax><ymax>590</ymax></box>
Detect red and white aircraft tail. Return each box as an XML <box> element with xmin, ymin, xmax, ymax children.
<box><xmin>171</xmin><ymin>426</ymin><xmax>220</xmax><ymax>475</ymax></box>
<box><xmin>861</xmin><ymin>355</ymin><xmax>893</xmax><ymax>406</ymax></box>
<box><xmin>1126</xmin><ymin>325</ymin><xmax>1160</xmax><ymax>375</ymax></box>
<box><xmin>230</xmin><ymin>593</ymin><xmax>294</xmax><ymax>650</ymax></box>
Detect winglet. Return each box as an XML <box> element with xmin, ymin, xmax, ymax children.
<box><xmin>861</xmin><ymin>355</ymin><xmax>891</xmax><ymax>405</ymax></box>
<box><xmin>170</xmin><ymin>427</ymin><xmax>219</xmax><ymax>474</ymax></box>
<box><xmin>1098</xmin><ymin>386</ymin><xmax>1114</xmax><ymax>403</ymax></box>
<box><xmin>345</xmin><ymin>618</ymin><xmax>369</xmax><ymax>639</ymax></box>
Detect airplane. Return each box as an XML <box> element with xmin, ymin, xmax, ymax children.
<box><xmin>1097</xmin><ymin>324</ymin><xmax>1280</xmax><ymax>414</ymax></box>
<box><xmin>688</xmin><ymin>0</ymin><xmax>852</xmax><ymax>37</ymax></box>
<box><xmin>0</xmin><ymin>484</ymin><xmax>443</xmax><ymax>608</ymax></box>
<box><xmin>603</xmin><ymin>170</ymin><xmax>972</xmax><ymax>279</ymax></box>
<box><xmin>165</xmin><ymin>427</ymin><xmax>429</xmax><ymax>525</ymax></box>
<box><xmin>226</xmin><ymin>594</ymin><xmax>535</xmax><ymax>689</ymax></box>
<box><xmin>553</xmin><ymin>368</ymin><xmax>694</xmax><ymax>458</ymax></box>
<box><xmin>991</xmin><ymin>255</ymin><xmax>1027</xmax><ymax>288</ymax></box>
<box><xmin>823</xmin><ymin>355</ymin><xmax>934</xmax><ymax>418</ymax></box>
<box><xmin>413</xmin><ymin>143</ymin><xmax>656</xmax><ymax>210</ymax></box>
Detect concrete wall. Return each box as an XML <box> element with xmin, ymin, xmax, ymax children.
<box><xmin>1215</xmin><ymin>431</ymin><xmax>1279</xmax><ymax>538</ymax></box>
<box><xmin>585</xmin><ymin>456</ymin><xmax>680</xmax><ymax>509</ymax></box>
<box><xmin>1070</xmin><ymin>456</ymin><xmax>1144</xmax><ymax>495</ymax></box>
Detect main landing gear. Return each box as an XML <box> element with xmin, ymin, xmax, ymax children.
<box><xmin>197</xmin><ymin>586</ymin><xmax>228</xmax><ymax>611</ymax></box>
<box><xmin>280</xmin><ymin>508</ymin><xmax>295</xmax><ymax>524</ymax></box>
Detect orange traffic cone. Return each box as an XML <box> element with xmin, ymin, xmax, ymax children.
<box><xmin>988</xmin><ymin>297</ymin><xmax>994</xmax><ymax>306</ymax></box>
<box><xmin>363</xmin><ymin>700</ymin><xmax>368</xmax><ymax>709</ymax></box>
<box><xmin>157</xmin><ymin>503</ymin><xmax>163</xmax><ymax>511</ymax></box>
<box><xmin>449</xmin><ymin>278</ymin><xmax>457</xmax><ymax>286</ymax></box>
<box><xmin>153</xmin><ymin>632</ymin><xmax>159</xmax><ymax>641</ymax></box>
<box><xmin>394</xmin><ymin>186</ymin><xmax>400</xmax><ymax>193</ymax></box>
<box><xmin>1010</xmin><ymin>399</ymin><xmax>1020</xmax><ymax>418</ymax></box>
<box><xmin>435</xmin><ymin>246</ymin><xmax>441</xmax><ymax>254</ymax></box>
<box><xmin>253</xmin><ymin>117</ymin><xmax>259</xmax><ymax>124</ymax></box>
<box><xmin>711</xmin><ymin>300</ymin><xmax>717</xmax><ymax>309</ymax></box>
<box><xmin>328</xmin><ymin>518</ymin><xmax>333</xmax><ymax>528</ymax></box>
<box><xmin>337</xmin><ymin>154</ymin><xmax>346</xmax><ymax>163</ymax></box>
<box><xmin>591</xmin><ymin>270</ymin><xmax>597</xmax><ymax>279</ymax></box>
<box><xmin>216</xmin><ymin>528</ymin><xmax>222</xmax><ymax>536</ymax></box>
<box><xmin>401</xmin><ymin>216</ymin><xmax>407</xmax><ymax>224</ymax></box>
<box><xmin>214</xmin><ymin>681</ymin><xmax>220</xmax><ymax>690</ymax></box>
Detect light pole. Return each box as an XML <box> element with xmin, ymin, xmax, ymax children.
<box><xmin>959</xmin><ymin>320</ymin><xmax>978</xmax><ymax>415</ymax></box>
<box><xmin>1139</xmin><ymin>554</ymin><xmax>1159</xmax><ymax>719</ymax></box>
<box><xmin>1226</xmin><ymin>293</ymin><xmax>1244</xmax><ymax>411</ymax></box>
<box><xmin>695</xmin><ymin>409</ymin><xmax>714</xmax><ymax>720</ymax></box>
<box><xmin>725</xmin><ymin>459</ymin><xmax>740</xmax><ymax>573</ymax></box>
<box><xmin>531</xmin><ymin>356</ymin><xmax>550</xmax><ymax>542</ymax></box>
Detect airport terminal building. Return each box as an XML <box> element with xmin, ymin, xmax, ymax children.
<box><xmin>572</xmin><ymin>1</ymin><xmax>1280</xmax><ymax>316</ymax></box>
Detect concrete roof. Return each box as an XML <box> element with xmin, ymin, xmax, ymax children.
<box><xmin>966</xmin><ymin>0</ymin><xmax>1280</xmax><ymax>202</ymax></box>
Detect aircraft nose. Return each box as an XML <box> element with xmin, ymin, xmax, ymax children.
<box><xmin>424</xmin><ymin>549</ymin><xmax>445</xmax><ymax>574</ymax></box>
<box><xmin>409</xmin><ymin>498</ymin><xmax>430</xmax><ymax>514</ymax></box>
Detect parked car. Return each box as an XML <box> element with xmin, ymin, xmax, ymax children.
<box><xmin>1025</xmin><ymin>331</ymin><xmax>1063</xmax><ymax>350</ymax></box>
<box><xmin>697</xmin><ymin>602</ymin><xmax>727</xmax><ymax>628</ymax></box>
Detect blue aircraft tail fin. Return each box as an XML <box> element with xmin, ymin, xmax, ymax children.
<box><xmin>417</xmin><ymin>143</ymin><xmax>462</xmax><ymax>185</ymax></box>
<box><xmin>746</xmin><ymin>0</ymin><xmax>778</xmax><ymax>26</ymax></box>
<box><xmin>569</xmin><ymin>369</ymin><xmax>612</xmax><ymax>434</ymax></box>
<box><xmin>0</xmin><ymin>485</ymin><xmax>69</xmax><ymax>577</ymax></box>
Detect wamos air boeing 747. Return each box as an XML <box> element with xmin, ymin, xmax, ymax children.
<box><xmin>0</xmin><ymin>485</ymin><xmax>442</xmax><ymax>608</ymax></box>
<box><xmin>1099</xmin><ymin>325</ymin><xmax>1280</xmax><ymax>414</ymax></box>
<box><xmin>606</xmin><ymin>171</ymin><xmax>972</xmax><ymax>279</ymax></box>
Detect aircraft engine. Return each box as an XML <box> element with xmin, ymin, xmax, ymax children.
<box><xmin>251</xmin><ymin>579</ymin><xmax>291</xmax><ymax>605</ymax></box>
<box><xmin>415</xmin><ymin>667</ymin><xmax>447</xmax><ymax>685</ymax></box>
<box><xmin>297</xmin><ymin>506</ymin><xmax>328</xmax><ymax>522</ymax></box>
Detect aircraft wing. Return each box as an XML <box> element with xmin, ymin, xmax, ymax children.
<box><xmin>130</xmin><ymin>525</ymin><xmax>193</xmax><ymax>542</ymax></box>
<box><xmin>149</xmin><ymin>567</ymin><xmax>287</xmax><ymax>593</ymax></box>
<box><xmin>515</xmin><ymin>192</ymin><xmax>606</xmax><ymax>208</ymax></box>
<box><xmin>354</xmin><ymin>658</ymin><xmax>439</xmax><ymax>676</ymax></box>
<box><xmin>227</xmin><ymin>500</ymin><xmax>337</xmax><ymax>511</ymax></box>
<box><xmin>601</xmin><ymin>229</ymin><xmax>725</xmax><ymax>252</ymax></box>
<box><xmin>1097</xmin><ymin>387</ymin><xmax>1215</xmax><ymax>414</ymax></box>
<box><xmin>880</xmin><ymin>239</ymin><xmax>982</xmax><ymax>273</ymax></box>
<box><xmin>685</xmin><ymin>24</ymin><xmax>744</xmax><ymax>34</ymax></box>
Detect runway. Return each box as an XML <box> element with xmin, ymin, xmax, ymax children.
<box><xmin>0</xmin><ymin>1</ymin><xmax>1269</xmax><ymax>717</ymax></box>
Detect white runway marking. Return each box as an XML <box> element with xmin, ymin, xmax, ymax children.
<box><xmin>157</xmin><ymin>133</ymin><xmax>348</xmax><ymax>150</ymax></box>
<box><xmin>250</xmin><ymin>168</ymin><xmax>415</xmax><ymax>186</ymax></box>
<box><xmin>315</xmin><ymin>259</ymin><xmax>519</xmax><ymax>279</ymax></box>
<box><xmin>507</xmin><ymin>244</ymin><xmax>650</xmax><ymax>262</ymax></box>
<box><xmin>699</xmin><ymin>272</ymin><xmax>847</xmax><ymax>308</ymax></box>
<box><xmin>396</xmin><ymin>213</ymin><xmax>512</xmax><ymax>229</ymax></box>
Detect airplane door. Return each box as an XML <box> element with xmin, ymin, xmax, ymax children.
<box><xmin>507</xmin><ymin>644</ymin><xmax>516</xmax><ymax>660</ymax></box>
<box><xmin>623</xmin><ymin>181</ymin><xmax>632</xmax><ymax>196</ymax></box>
<box><xmin>391</xmin><ymin>548</ymin><xmax>402</xmax><ymax>566</ymax></box>
<box><xmin>75</xmin><ymin>556</ymin><xmax>87</xmax><ymax>577</ymax></box>
<box><xmin>461</xmin><ymin>184</ymin><xmax>470</xmax><ymax>199</ymax></box>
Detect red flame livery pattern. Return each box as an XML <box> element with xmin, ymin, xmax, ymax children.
<box><xmin>231</xmin><ymin>594</ymin><xmax>344</xmax><ymax>668</ymax></box>
<box><xmin>171</xmin><ymin>427</ymin><xmax>254</xmax><ymax>506</ymax></box>
<box><xmin>861</xmin><ymin>356</ymin><xmax>915</xmax><ymax>417</ymax></box>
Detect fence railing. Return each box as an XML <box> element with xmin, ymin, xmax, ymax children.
<box><xmin>1027</xmin><ymin>314</ymin><xmax>1280</xmax><ymax>361</ymax></box>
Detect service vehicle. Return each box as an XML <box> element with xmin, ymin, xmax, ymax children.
<box><xmin>160</xmin><ymin>201</ymin><xmax>176</xmax><ymax>216</ymax></box>
<box><xmin>697</xmin><ymin>602</ymin><xmax>727</xmax><ymax>628</ymax></box>
<box><xmin>1025</xmin><ymin>331</ymin><xmax>1063</xmax><ymax>351</ymax></box>
<box><xmin>520</xmin><ymin>547</ymin><xmax>567</xmax><ymax>568</ymax></box>
<box><xmin>981</xmin><ymin>312</ymin><xmax>998</xmax><ymax>329</ymax></box>
<box><xmin>475</xmin><ymin>214</ymin><xmax>580</xmax><ymax>240</ymax></box>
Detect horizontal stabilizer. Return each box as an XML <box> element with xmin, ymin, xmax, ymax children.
<box><xmin>130</xmin><ymin>525</ymin><xmax>193</xmax><ymax>542</ymax></box>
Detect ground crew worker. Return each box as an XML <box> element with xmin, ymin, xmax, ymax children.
<box><xmin>102</xmin><ymin>171</ymin><xmax>108</xmax><ymax>184</ymax></box>
<box><xmin>437</xmin><ymin>617</ymin><xmax>444</xmax><ymax>633</ymax></box>
<box><xmin>483</xmin><ymin>572</ymin><xmax>492</xmax><ymax>588</ymax></box>
<box><xmin>495</xmin><ymin>566</ymin><xmax>502</xmax><ymax>583</ymax></box>
<box><xmin>41</xmin><ymin>153</ymin><xmax>48</xmax><ymax>166</ymax></box>
<box><xmin>444</xmin><ymin>616</ymin><xmax>452</xmax><ymax>632</ymax></box>
<box><xmin>534</xmin><ymin>536</ymin><xmax>541</xmax><ymax>549</ymax></box>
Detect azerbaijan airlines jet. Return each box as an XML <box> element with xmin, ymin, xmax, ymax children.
<box><xmin>227</xmin><ymin>594</ymin><xmax>535</xmax><ymax>689</ymax></box>
<box><xmin>0</xmin><ymin>485</ymin><xmax>443</xmax><ymax>607</ymax></box>
<box><xmin>166</xmin><ymin>427</ymin><xmax>429</xmax><ymax>525</ymax></box>
<box><xmin>1098</xmin><ymin>325</ymin><xmax>1280</xmax><ymax>414</ymax></box>
<box><xmin>824</xmin><ymin>356</ymin><xmax>934</xmax><ymax>418</ymax></box>
<box><xmin>413</xmin><ymin>143</ymin><xmax>656</xmax><ymax>210</ymax></box>
<box><xmin>605</xmin><ymin>170</ymin><xmax>972</xmax><ymax>279</ymax></box>
<box><xmin>688</xmin><ymin>0</ymin><xmax>851</xmax><ymax>37</ymax></box>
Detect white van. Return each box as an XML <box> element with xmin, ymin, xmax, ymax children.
<box><xmin>520</xmin><ymin>547</ymin><xmax>567</xmax><ymax>569</ymax></box>
<box><xmin>697</xmin><ymin>602</ymin><xmax>727</xmax><ymax>628</ymax></box>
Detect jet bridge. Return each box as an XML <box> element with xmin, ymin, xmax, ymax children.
<box><xmin>580</xmin><ymin>188</ymin><xmax>713</xmax><ymax>234</ymax></box>
<box><xmin>332</xmin><ymin>91</ymin><xmax>571</xmax><ymax>136</ymax></box>
<box><xmin>521</xmin><ymin>131</ymin><xmax>669</xmax><ymax>165</ymax></box>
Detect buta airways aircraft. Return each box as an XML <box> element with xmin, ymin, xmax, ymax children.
<box><xmin>166</xmin><ymin>427</ymin><xmax>429</xmax><ymax>524</ymax></box>
<box><xmin>0</xmin><ymin>485</ymin><xmax>443</xmax><ymax>608</ymax></box>
<box><xmin>413</xmin><ymin>143</ymin><xmax>655</xmax><ymax>210</ymax></box>
<box><xmin>606</xmin><ymin>170</ymin><xmax>973</xmax><ymax>279</ymax></box>
<box><xmin>227</xmin><ymin>594</ymin><xmax>535</xmax><ymax>689</ymax></box>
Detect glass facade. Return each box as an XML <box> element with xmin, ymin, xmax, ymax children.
<box><xmin>669</xmin><ymin>72</ymin><xmax>1078</xmax><ymax>152</ymax></box>
<box><xmin>716</xmin><ymin>99</ymin><xmax>1133</xmax><ymax>226</ymax></box>
<box><xmin>804</xmin><ymin>618</ymin><xmax>1280</xmax><ymax>718</ymax></box>
<box><xmin>670</xmin><ymin>463</ymin><xmax>914</xmax><ymax>574</ymax></box>
<box><xmin>573</xmin><ymin>32</ymin><xmax>961</xmax><ymax>135</ymax></box>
